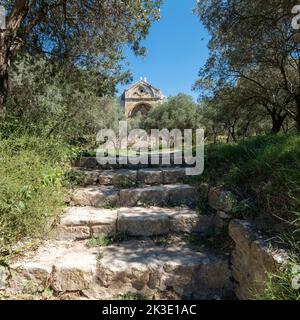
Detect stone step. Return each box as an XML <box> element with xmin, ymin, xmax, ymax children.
<box><xmin>76</xmin><ymin>167</ymin><xmax>188</xmax><ymax>187</ymax></box>
<box><xmin>8</xmin><ymin>240</ymin><xmax>233</xmax><ymax>299</ymax></box>
<box><xmin>55</xmin><ymin>206</ymin><xmax>213</xmax><ymax>240</ymax></box>
<box><xmin>71</xmin><ymin>186</ymin><xmax>119</xmax><ymax>208</ymax></box>
<box><xmin>70</xmin><ymin>184</ymin><xmax>197</xmax><ymax>208</ymax></box>
<box><xmin>119</xmin><ymin>184</ymin><xmax>197</xmax><ymax>207</ymax></box>
<box><xmin>74</xmin><ymin>155</ymin><xmax>192</xmax><ymax>170</ymax></box>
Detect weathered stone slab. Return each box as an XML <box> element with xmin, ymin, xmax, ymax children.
<box><xmin>208</xmin><ymin>188</ymin><xmax>237</xmax><ymax>212</ymax></box>
<box><xmin>118</xmin><ymin>206</ymin><xmax>212</xmax><ymax>235</ymax></box>
<box><xmin>91</xmin><ymin>225</ymin><xmax>116</xmax><ymax>237</ymax></box>
<box><xmin>56</xmin><ymin>225</ymin><xmax>90</xmax><ymax>240</ymax></box>
<box><xmin>95</xmin><ymin>240</ymin><xmax>232</xmax><ymax>299</ymax></box>
<box><xmin>98</xmin><ymin>169</ymin><xmax>137</xmax><ymax>187</ymax></box>
<box><xmin>76</xmin><ymin>157</ymin><xmax>98</xmax><ymax>169</ymax></box>
<box><xmin>162</xmin><ymin>168</ymin><xmax>186</xmax><ymax>184</ymax></box>
<box><xmin>214</xmin><ymin>211</ymin><xmax>231</xmax><ymax>234</ymax></box>
<box><xmin>52</xmin><ymin>246</ymin><xmax>97</xmax><ymax>292</ymax></box>
<box><xmin>119</xmin><ymin>185</ymin><xmax>196</xmax><ymax>207</ymax></box>
<box><xmin>71</xmin><ymin>186</ymin><xmax>119</xmax><ymax>207</ymax></box>
<box><xmin>7</xmin><ymin>239</ymin><xmax>233</xmax><ymax>299</ymax></box>
<box><xmin>56</xmin><ymin>207</ymin><xmax>118</xmax><ymax>240</ymax></box>
<box><xmin>119</xmin><ymin>186</ymin><xmax>168</xmax><ymax>207</ymax></box>
<box><xmin>229</xmin><ymin>219</ymin><xmax>289</xmax><ymax>300</ymax></box>
<box><xmin>165</xmin><ymin>184</ymin><xmax>197</xmax><ymax>207</ymax></box>
<box><xmin>9</xmin><ymin>241</ymin><xmax>67</xmax><ymax>293</ymax></box>
<box><xmin>117</xmin><ymin>207</ymin><xmax>170</xmax><ymax>236</ymax></box>
<box><xmin>137</xmin><ymin>168</ymin><xmax>163</xmax><ymax>185</ymax></box>
<box><xmin>60</xmin><ymin>207</ymin><xmax>118</xmax><ymax>227</ymax></box>
<box><xmin>80</xmin><ymin>169</ymin><xmax>101</xmax><ymax>185</ymax></box>
<box><xmin>168</xmin><ymin>208</ymin><xmax>213</xmax><ymax>234</ymax></box>
<box><xmin>10</xmin><ymin>241</ymin><xmax>98</xmax><ymax>294</ymax></box>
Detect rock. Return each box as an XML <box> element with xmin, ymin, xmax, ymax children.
<box><xmin>10</xmin><ymin>241</ymin><xmax>98</xmax><ymax>294</ymax></box>
<box><xmin>96</xmin><ymin>240</ymin><xmax>232</xmax><ymax>299</ymax></box>
<box><xmin>76</xmin><ymin>169</ymin><xmax>101</xmax><ymax>185</ymax></box>
<box><xmin>71</xmin><ymin>186</ymin><xmax>119</xmax><ymax>207</ymax></box>
<box><xmin>56</xmin><ymin>207</ymin><xmax>118</xmax><ymax>240</ymax></box>
<box><xmin>0</xmin><ymin>266</ymin><xmax>9</xmax><ymax>290</ymax></box>
<box><xmin>98</xmin><ymin>169</ymin><xmax>137</xmax><ymax>187</ymax></box>
<box><xmin>166</xmin><ymin>184</ymin><xmax>197</xmax><ymax>207</ymax></box>
<box><xmin>162</xmin><ymin>168</ymin><xmax>186</xmax><ymax>184</ymax></box>
<box><xmin>119</xmin><ymin>185</ymin><xmax>196</xmax><ymax>207</ymax></box>
<box><xmin>77</xmin><ymin>157</ymin><xmax>98</xmax><ymax>169</ymax></box>
<box><xmin>9</xmin><ymin>241</ymin><xmax>66</xmax><ymax>293</ymax></box>
<box><xmin>169</xmin><ymin>209</ymin><xmax>213</xmax><ymax>234</ymax></box>
<box><xmin>56</xmin><ymin>226</ymin><xmax>90</xmax><ymax>240</ymax></box>
<box><xmin>119</xmin><ymin>186</ymin><xmax>168</xmax><ymax>207</ymax></box>
<box><xmin>117</xmin><ymin>207</ymin><xmax>170</xmax><ymax>236</ymax></box>
<box><xmin>229</xmin><ymin>219</ymin><xmax>289</xmax><ymax>300</ymax></box>
<box><xmin>7</xmin><ymin>239</ymin><xmax>233</xmax><ymax>299</ymax></box>
<box><xmin>198</xmin><ymin>183</ymin><xmax>210</xmax><ymax>200</ymax></box>
<box><xmin>52</xmin><ymin>246</ymin><xmax>97</xmax><ymax>292</ymax></box>
<box><xmin>59</xmin><ymin>207</ymin><xmax>118</xmax><ymax>227</ymax></box>
<box><xmin>117</xmin><ymin>207</ymin><xmax>211</xmax><ymax>236</ymax></box>
<box><xmin>214</xmin><ymin>211</ymin><xmax>231</xmax><ymax>234</ymax></box>
<box><xmin>137</xmin><ymin>169</ymin><xmax>163</xmax><ymax>185</ymax></box>
<box><xmin>208</xmin><ymin>188</ymin><xmax>237</xmax><ymax>212</ymax></box>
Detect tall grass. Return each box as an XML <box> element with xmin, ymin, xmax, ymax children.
<box><xmin>191</xmin><ymin>133</ymin><xmax>300</xmax><ymax>300</ymax></box>
<box><xmin>258</xmin><ymin>261</ymin><xmax>300</xmax><ymax>300</ymax></box>
<box><xmin>0</xmin><ymin>135</ymin><xmax>73</xmax><ymax>256</ymax></box>
<box><xmin>191</xmin><ymin>133</ymin><xmax>300</xmax><ymax>236</ymax></box>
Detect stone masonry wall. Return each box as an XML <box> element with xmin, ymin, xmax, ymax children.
<box><xmin>205</xmin><ymin>185</ymin><xmax>289</xmax><ymax>300</ymax></box>
<box><xmin>228</xmin><ymin>219</ymin><xmax>287</xmax><ymax>300</ymax></box>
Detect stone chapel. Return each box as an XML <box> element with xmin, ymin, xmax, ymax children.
<box><xmin>121</xmin><ymin>78</ymin><xmax>165</xmax><ymax>118</ymax></box>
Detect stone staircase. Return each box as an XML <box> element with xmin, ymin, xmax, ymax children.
<box><xmin>7</xmin><ymin>160</ymin><xmax>234</xmax><ymax>300</ymax></box>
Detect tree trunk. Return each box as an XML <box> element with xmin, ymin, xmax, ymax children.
<box><xmin>271</xmin><ymin>114</ymin><xmax>287</xmax><ymax>134</ymax></box>
<box><xmin>264</xmin><ymin>105</ymin><xmax>287</xmax><ymax>134</ymax></box>
<box><xmin>0</xmin><ymin>37</ymin><xmax>9</xmax><ymax>114</ymax></box>
<box><xmin>0</xmin><ymin>0</ymin><xmax>30</xmax><ymax>113</ymax></box>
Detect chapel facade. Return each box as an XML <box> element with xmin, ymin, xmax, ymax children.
<box><xmin>121</xmin><ymin>78</ymin><xmax>165</xmax><ymax>118</ymax></box>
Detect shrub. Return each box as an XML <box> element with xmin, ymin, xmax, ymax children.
<box><xmin>190</xmin><ymin>133</ymin><xmax>300</xmax><ymax>299</ymax></box>
<box><xmin>0</xmin><ymin>135</ymin><xmax>72</xmax><ymax>254</ymax></box>
<box><xmin>142</xmin><ymin>93</ymin><xmax>199</xmax><ymax>131</ymax></box>
<box><xmin>4</xmin><ymin>54</ymin><xmax>122</xmax><ymax>147</ymax></box>
<box><xmin>192</xmin><ymin>134</ymin><xmax>300</xmax><ymax>231</ymax></box>
<box><xmin>258</xmin><ymin>261</ymin><xmax>300</xmax><ymax>300</ymax></box>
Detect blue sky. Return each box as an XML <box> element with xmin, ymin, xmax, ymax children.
<box><xmin>117</xmin><ymin>0</ymin><xmax>210</xmax><ymax>101</ymax></box>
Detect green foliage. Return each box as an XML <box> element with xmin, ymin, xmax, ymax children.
<box><xmin>4</xmin><ymin>0</ymin><xmax>162</xmax><ymax>61</ymax></box>
<box><xmin>153</xmin><ymin>236</ymin><xmax>169</xmax><ymax>247</ymax></box>
<box><xmin>194</xmin><ymin>0</ymin><xmax>300</xmax><ymax>134</ymax></box>
<box><xmin>181</xmin><ymin>234</ymin><xmax>202</xmax><ymax>245</ymax></box>
<box><xmin>143</xmin><ymin>94</ymin><xmax>199</xmax><ymax>131</ymax></box>
<box><xmin>87</xmin><ymin>236</ymin><xmax>112</xmax><ymax>248</ymax></box>
<box><xmin>231</xmin><ymin>199</ymin><xmax>257</xmax><ymax>218</ymax></box>
<box><xmin>4</xmin><ymin>54</ymin><xmax>123</xmax><ymax>147</ymax></box>
<box><xmin>116</xmin><ymin>176</ymin><xmax>137</xmax><ymax>189</ymax></box>
<box><xmin>113</xmin><ymin>231</ymin><xmax>130</xmax><ymax>243</ymax></box>
<box><xmin>116</xmin><ymin>293</ymin><xmax>146</xmax><ymax>300</ymax></box>
<box><xmin>0</xmin><ymin>135</ymin><xmax>72</xmax><ymax>254</ymax></box>
<box><xmin>86</xmin><ymin>232</ymin><xmax>130</xmax><ymax>248</ymax></box>
<box><xmin>258</xmin><ymin>262</ymin><xmax>300</xmax><ymax>300</ymax></box>
<box><xmin>62</xmin><ymin>170</ymin><xmax>86</xmax><ymax>188</ymax></box>
<box><xmin>192</xmin><ymin>133</ymin><xmax>300</xmax><ymax>241</ymax></box>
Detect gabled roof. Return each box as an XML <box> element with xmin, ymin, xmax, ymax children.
<box><xmin>123</xmin><ymin>79</ymin><xmax>161</xmax><ymax>94</ymax></box>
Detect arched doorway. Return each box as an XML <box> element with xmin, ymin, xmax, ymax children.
<box><xmin>129</xmin><ymin>103</ymin><xmax>152</xmax><ymax>118</ymax></box>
